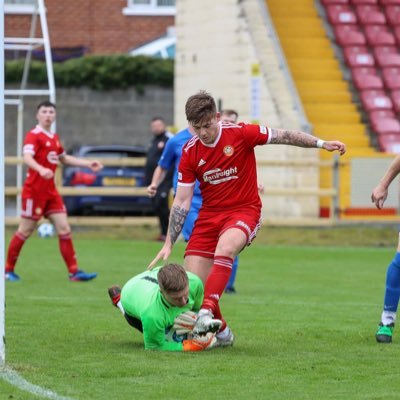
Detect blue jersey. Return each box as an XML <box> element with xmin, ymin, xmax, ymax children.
<box><xmin>158</xmin><ymin>128</ymin><xmax>201</xmax><ymax>197</ymax></box>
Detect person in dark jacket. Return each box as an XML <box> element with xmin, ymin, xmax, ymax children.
<box><xmin>144</xmin><ymin>116</ymin><xmax>174</xmax><ymax>241</ymax></box>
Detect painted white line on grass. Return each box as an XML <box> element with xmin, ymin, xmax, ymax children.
<box><xmin>0</xmin><ymin>366</ymin><xmax>73</xmax><ymax>400</ymax></box>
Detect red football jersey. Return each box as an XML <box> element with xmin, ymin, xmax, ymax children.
<box><xmin>22</xmin><ymin>125</ymin><xmax>65</xmax><ymax>198</ymax></box>
<box><xmin>178</xmin><ymin>122</ymin><xmax>270</xmax><ymax>211</ymax></box>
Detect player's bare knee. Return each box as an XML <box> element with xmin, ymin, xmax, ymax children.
<box><xmin>55</xmin><ymin>225</ymin><xmax>71</xmax><ymax>235</ymax></box>
<box><xmin>18</xmin><ymin>226</ymin><xmax>35</xmax><ymax>238</ymax></box>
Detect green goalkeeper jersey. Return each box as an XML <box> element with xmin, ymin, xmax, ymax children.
<box><xmin>120</xmin><ymin>267</ymin><xmax>203</xmax><ymax>351</ymax></box>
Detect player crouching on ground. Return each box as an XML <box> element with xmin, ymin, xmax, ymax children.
<box><xmin>108</xmin><ymin>263</ymin><xmax>234</xmax><ymax>351</ymax></box>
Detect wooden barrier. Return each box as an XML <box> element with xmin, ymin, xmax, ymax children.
<box><xmin>5</xmin><ymin>156</ymin><xmax>342</xmax><ymax>226</ymax></box>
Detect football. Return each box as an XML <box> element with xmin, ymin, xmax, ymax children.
<box><xmin>164</xmin><ymin>326</ymin><xmax>190</xmax><ymax>343</ymax></box>
<box><xmin>37</xmin><ymin>222</ymin><xmax>55</xmax><ymax>238</ymax></box>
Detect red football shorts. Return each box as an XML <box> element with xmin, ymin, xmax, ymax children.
<box><xmin>21</xmin><ymin>193</ymin><xmax>66</xmax><ymax>221</ymax></box>
<box><xmin>185</xmin><ymin>206</ymin><xmax>262</xmax><ymax>259</ymax></box>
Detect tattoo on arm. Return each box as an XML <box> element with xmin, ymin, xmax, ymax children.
<box><xmin>169</xmin><ymin>205</ymin><xmax>188</xmax><ymax>245</ymax></box>
<box><xmin>269</xmin><ymin>128</ymin><xmax>317</xmax><ymax>148</ymax></box>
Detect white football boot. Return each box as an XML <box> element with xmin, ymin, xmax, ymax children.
<box><xmin>193</xmin><ymin>309</ymin><xmax>222</xmax><ymax>335</ymax></box>
<box><xmin>216</xmin><ymin>327</ymin><xmax>235</xmax><ymax>347</ymax></box>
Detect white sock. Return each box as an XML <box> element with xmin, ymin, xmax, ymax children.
<box><xmin>381</xmin><ymin>311</ymin><xmax>396</xmax><ymax>325</ymax></box>
<box><xmin>116</xmin><ymin>301</ymin><xmax>125</xmax><ymax>315</ymax></box>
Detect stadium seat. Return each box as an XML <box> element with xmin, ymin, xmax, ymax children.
<box><xmin>394</xmin><ymin>26</ymin><xmax>400</xmax><ymax>44</ymax></box>
<box><xmin>390</xmin><ymin>89</ymin><xmax>400</xmax><ymax>111</ymax></box>
<box><xmin>352</xmin><ymin>68</ymin><xmax>384</xmax><ymax>89</ymax></box>
<box><xmin>365</xmin><ymin>25</ymin><xmax>396</xmax><ymax>46</ymax></box>
<box><xmin>344</xmin><ymin>44</ymin><xmax>369</xmax><ymax>55</ymax></box>
<box><xmin>369</xmin><ymin>109</ymin><xmax>396</xmax><ymax>126</ymax></box>
<box><xmin>381</xmin><ymin>0</ymin><xmax>400</xmax><ymax>5</ymax></box>
<box><xmin>360</xmin><ymin>89</ymin><xmax>393</xmax><ymax>110</ymax></box>
<box><xmin>334</xmin><ymin>25</ymin><xmax>367</xmax><ymax>45</ymax></box>
<box><xmin>344</xmin><ymin>47</ymin><xmax>375</xmax><ymax>66</ymax></box>
<box><xmin>351</xmin><ymin>0</ymin><xmax>378</xmax><ymax>3</ymax></box>
<box><xmin>322</xmin><ymin>0</ymin><xmax>350</xmax><ymax>3</ymax></box>
<box><xmin>375</xmin><ymin>51</ymin><xmax>400</xmax><ymax>67</ymax></box>
<box><xmin>382</xmin><ymin>67</ymin><xmax>400</xmax><ymax>89</ymax></box>
<box><xmin>377</xmin><ymin>133</ymin><xmax>400</xmax><ymax>152</ymax></box>
<box><xmin>372</xmin><ymin>117</ymin><xmax>400</xmax><ymax>135</ymax></box>
<box><xmin>384</xmin><ymin>5</ymin><xmax>400</xmax><ymax>25</ymax></box>
<box><xmin>327</xmin><ymin>5</ymin><xmax>357</xmax><ymax>24</ymax></box>
<box><xmin>373</xmin><ymin>45</ymin><xmax>398</xmax><ymax>55</ymax></box>
<box><xmin>355</xmin><ymin>5</ymin><xmax>387</xmax><ymax>24</ymax></box>
<box><xmin>351</xmin><ymin>65</ymin><xmax>378</xmax><ymax>76</ymax></box>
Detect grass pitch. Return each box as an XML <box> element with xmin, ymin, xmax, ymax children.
<box><xmin>2</xmin><ymin>228</ymin><xmax>400</xmax><ymax>399</ymax></box>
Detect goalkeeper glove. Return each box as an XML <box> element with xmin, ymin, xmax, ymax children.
<box><xmin>173</xmin><ymin>311</ymin><xmax>197</xmax><ymax>335</ymax></box>
<box><xmin>182</xmin><ymin>332</ymin><xmax>217</xmax><ymax>352</ymax></box>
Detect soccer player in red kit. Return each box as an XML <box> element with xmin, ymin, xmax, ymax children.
<box><xmin>5</xmin><ymin>101</ymin><xmax>103</xmax><ymax>282</ymax></box>
<box><xmin>148</xmin><ymin>91</ymin><xmax>346</xmax><ymax>340</ymax></box>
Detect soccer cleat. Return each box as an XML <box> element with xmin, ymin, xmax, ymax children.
<box><xmin>216</xmin><ymin>327</ymin><xmax>235</xmax><ymax>347</ymax></box>
<box><xmin>69</xmin><ymin>269</ymin><xmax>97</xmax><ymax>282</ymax></box>
<box><xmin>108</xmin><ymin>285</ymin><xmax>122</xmax><ymax>307</ymax></box>
<box><xmin>376</xmin><ymin>322</ymin><xmax>395</xmax><ymax>343</ymax></box>
<box><xmin>224</xmin><ymin>286</ymin><xmax>237</xmax><ymax>294</ymax></box>
<box><xmin>5</xmin><ymin>271</ymin><xmax>21</xmax><ymax>281</ymax></box>
<box><xmin>193</xmin><ymin>310</ymin><xmax>222</xmax><ymax>335</ymax></box>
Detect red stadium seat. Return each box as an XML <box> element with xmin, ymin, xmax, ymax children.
<box><xmin>334</xmin><ymin>25</ymin><xmax>367</xmax><ymax>45</ymax></box>
<box><xmin>373</xmin><ymin>45</ymin><xmax>398</xmax><ymax>58</ymax></box>
<box><xmin>344</xmin><ymin>44</ymin><xmax>369</xmax><ymax>54</ymax></box>
<box><xmin>351</xmin><ymin>0</ymin><xmax>378</xmax><ymax>3</ymax></box>
<box><xmin>369</xmin><ymin>109</ymin><xmax>396</xmax><ymax>126</ymax></box>
<box><xmin>372</xmin><ymin>117</ymin><xmax>400</xmax><ymax>135</ymax></box>
<box><xmin>360</xmin><ymin>90</ymin><xmax>393</xmax><ymax>110</ymax></box>
<box><xmin>382</xmin><ymin>67</ymin><xmax>400</xmax><ymax>89</ymax></box>
<box><xmin>322</xmin><ymin>0</ymin><xmax>350</xmax><ymax>6</ymax></box>
<box><xmin>394</xmin><ymin>26</ymin><xmax>400</xmax><ymax>44</ymax></box>
<box><xmin>351</xmin><ymin>65</ymin><xmax>378</xmax><ymax>75</ymax></box>
<box><xmin>355</xmin><ymin>5</ymin><xmax>387</xmax><ymax>24</ymax></box>
<box><xmin>390</xmin><ymin>89</ymin><xmax>400</xmax><ymax>111</ymax></box>
<box><xmin>365</xmin><ymin>25</ymin><xmax>396</xmax><ymax>45</ymax></box>
<box><xmin>344</xmin><ymin>47</ymin><xmax>375</xmax><ymax>66</ymax></box>
<box><xmin>377</xmin><ymin>133</ymin><xmax>400</xmax><ymax>153</ymax></box>
<box><xmin>381</xmin><ymin>0</ymin><xmax>400</xmax><ymax>4</ymax></box>
<box><xmin>384</xmin><ymin>5</ymin><xmax>400</xmax><ymax>25</ymax></box>
<box><xmin>322</xmin><ymin>0</ymin><xmax>350</xmax><ymax>3</ymax></box>
<box><xmin>375</xmin><ymin>51</ymin><xmax>400</xmax><ymax>67</ymax></box>
<box><xmin>352</xmin><ymin>69</ymin><xmax>384</xmax><ymax>89</ymax></box>
<box><xmin>327</xmin><ymin>5</ymin><xmax>357</xmax><ymax>24</ymax></box>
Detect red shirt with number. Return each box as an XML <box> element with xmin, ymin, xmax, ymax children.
<box><xmin>177</xmin><ymin>122</ymin><xmax>271</xmax><ymax>212</ymax></box>
<box><xmin>22</xmin><ymin>125</ymin><xmax>65</xmax><ymax>199</ymax></box>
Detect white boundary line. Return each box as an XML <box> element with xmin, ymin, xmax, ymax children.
<box><xmin>0</xmin><ymin>366</ymin><xmax>73</xmax><ymax>400</ymax></box>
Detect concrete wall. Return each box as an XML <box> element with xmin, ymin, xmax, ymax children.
<box><xmin>174</xmin><ymin>0</ymin><xmax>320</xmax><ymax>219</ymax></box>
<box><xmin>5</xmin><ymin>85</ymin><xmax>173</xmax><ymax>185</ymax></box>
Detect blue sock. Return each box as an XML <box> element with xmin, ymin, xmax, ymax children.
<box><xmin>226</xmin><ymin>256</ymin><xmax>238</xmax><ymax>289</ymax></box>
<box><xmin>383</xmin><ymin>252</ymin><xmax>400</xmax><ymax>312</ymax></box>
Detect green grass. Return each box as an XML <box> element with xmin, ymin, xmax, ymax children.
<box><xmin>2</xmin><ymin>228</ymin><xmax>400</xmax><ymax>399</ymax></box>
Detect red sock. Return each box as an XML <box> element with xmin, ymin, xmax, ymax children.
<box><xmin>213</xmin><ymin>303</ymin><xmax>227</xmax><ymax>332</ymax></box>
<box><xmin>201</xmin><ymin>256</ymin><xmax>233</xmax><ymax>315</ymax></box>
<box><xmin>58</xmin><ymin>233</ymin><xmax>78</xmax><ymax>274</ymax></box>
<box><xmin>6</xmin><ymin>232</ymin><xmax>27</xmax><ymax>272</ymax></box>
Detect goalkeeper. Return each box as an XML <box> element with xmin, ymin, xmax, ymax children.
<box><xmin>108</xmin><ymin>263</ymin><xmax>220</xmax><ymax>351</ymax></box>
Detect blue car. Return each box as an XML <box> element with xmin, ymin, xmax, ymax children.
<box><xmin>62</xmin><ymin>144</ymin><xmax>153</xmax><ymax>216</ymax></box>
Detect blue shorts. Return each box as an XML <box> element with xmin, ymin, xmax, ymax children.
<box><xmin>182</xmin><ymin>195</ymin><xmax>202</xmax><ymax>241</ymax></box>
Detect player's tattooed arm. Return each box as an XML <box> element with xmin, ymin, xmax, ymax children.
<box><xmin>168</xmin><ymin>205</ymin><xmax>188</xmax><ymax>245</ymax></box>
<box><xmin>269</xmin><ymin>128</ymin><xmax>318</xmax><ymax>148</ymax></box>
